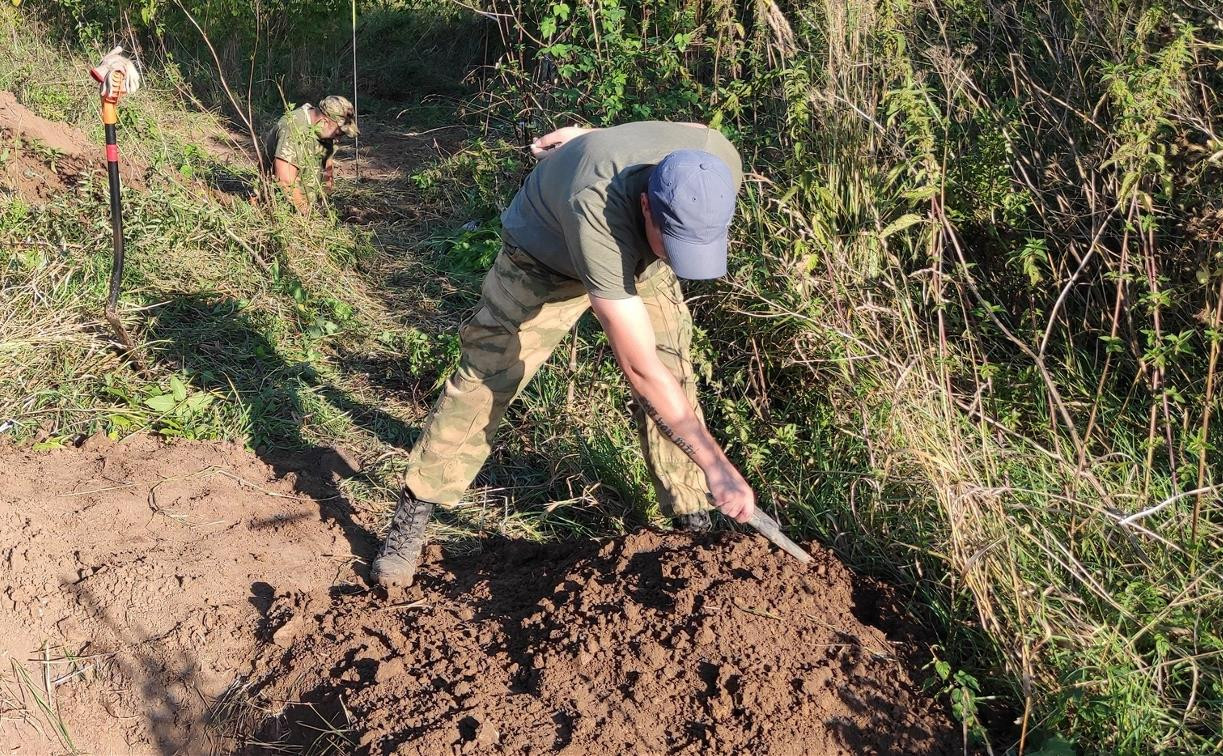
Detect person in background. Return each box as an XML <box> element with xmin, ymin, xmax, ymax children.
<box><xmin>261</xmin><ymin>95</ymin><xmax>358</xmax><ymax>213</ymax></box>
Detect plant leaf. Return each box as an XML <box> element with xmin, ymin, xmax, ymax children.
<box><xmin>170</xmin><ymin>376</ymin><xmax>187</xmax><ymax>402</ymax></box>
<box><xmin>145</xmin><ymin>394</ymin><xmax>177</xmax><ymax>412</ymax></box>
<box><xmin>879</xmin><ymin>213</ymin><xmax>924</xmax><ymax>239</ymax></box>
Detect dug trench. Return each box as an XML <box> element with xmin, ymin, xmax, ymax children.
<box><xmin>1</xmin><ymin>435</ymin><xmax>960</xmax><ymax>753</ymax></box>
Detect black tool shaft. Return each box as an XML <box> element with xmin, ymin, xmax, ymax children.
<box><xmin>105</xmin><ymin>123</ymin><xmax>123</xmax><ymax>314</ymax></box>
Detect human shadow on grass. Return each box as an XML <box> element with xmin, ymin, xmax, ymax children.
<box><xmin>847</xmin><ymin>574</ymin><xmax>1014</xmax><ymax>753</ymax></box>
<box><xmin>144</xmin><ymin>286</ymin><xmax>644</xmax><ymax>556</ymax></box>
<box><xmin>142</xmin><ymin>291</ymin><xmax>415</xmax><ymax>574</ymax></box>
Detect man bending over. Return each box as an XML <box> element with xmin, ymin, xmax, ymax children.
<box><xmin>373</xmin><ymin>120</ymin><xmax>756</xmax><ymax>589</ymax></box>
<box><xmin>261</xmin><ymin>95</ymin><xmax>358</xmax><ymax>213</ymax></box>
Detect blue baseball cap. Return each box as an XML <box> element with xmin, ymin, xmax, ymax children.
<box><xmin>647</xmin><ymin>149</ymin><xmax>737</xmax><ymax>280</ymax></box>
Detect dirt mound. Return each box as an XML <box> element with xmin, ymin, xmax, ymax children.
<box><xmin>0</xmin><ymin>90</ymin><xmax>143</xmax><ymax>203</ymax></box>
<box><xmin>0</xmin><ymin>91</ymin><xmax>95</xmax><ymax>155</ymax></box>
<box><xmin>229</xmin><ymin>531</ymin><xmax>958</xmax><ymax>754</ymax></box>
<box><xmin>0</xmin><ymin>435</ymin><xmax>956</xmax><ymax>753</ymax></box>
<box><xmin>0</xmin><ymin>434</ymin><xmax>367</xmax><ymax>753</ymax></box>
<box><xmin>0</xmin><ymin>126</ymin><xmax>95</xmax><ymax>203</ymax></box>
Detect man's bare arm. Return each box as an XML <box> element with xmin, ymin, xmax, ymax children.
<box><xmin>639</xmin><ymin>396</ymin><xmax>697</xmax><ymax>457</ymax></box>
<box><xmin>530</xmin><ymin>125</ymin><xmax>594</xmax><ymax>158</ymax></box>
<box><xmin>273</xmin><ymin>157</ymin><xmax>309</xmax><ymax>214</ymax></box>
<box><xmin>531</xmin><ymin>122</ymin><xmax>708</xmax><ymax>159</ymax></box>
<box><xmin>588</xmin><ymin>293</ymin><xmax>755</xmax><ymax>522</ymax></box>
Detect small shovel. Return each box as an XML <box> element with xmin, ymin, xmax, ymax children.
<box><xmin>706</xmin><ymin>493</ymin><xmax>812</xmax><ymax>564</ymax></box>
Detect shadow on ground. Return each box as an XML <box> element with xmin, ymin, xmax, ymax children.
<box><xmin>65</xmin><ymin>585</ymin><xmax>203</xmax><ymax>754</ymax></box>
<box><xmin>141</xmin><ymin>291</ymin><xmax>406</xmax><ymax>566</ymax></box>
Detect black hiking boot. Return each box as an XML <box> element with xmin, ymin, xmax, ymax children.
<box><xmin>371</xmin><ymin>489</ymin><xmax>435</xmax><ymax>590</ymax></box>
<box><xmin>672</xmin><ymin>509</ymin><xmax>713</xmax><ymax>533</ymax></box>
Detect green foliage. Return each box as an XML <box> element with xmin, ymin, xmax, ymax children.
<box><xmin>28</xmin><ymin>0</ymin><xmax>346</xmax><ymax>50</ymax></box>
<box><xmin>429</xmin><ymin>219</ymin><xmax>502</xmax><ymax>277</ymax></box>
<box><xmin>926</xmin><ymin>647</ymin><xmax>987</xmax><ymax>742</ymax></box>
<box><xmin>16</xmin><ymin>81</ymin><xmax>73</xmax><ymax>121</ymax></box>
<box><xmin>22</xmin><ymin>0</ymin><xmax>491</xmax><ymax>117</ymax></box>
<box><xmin>477</xmin><ymin>0</ymin><xmax>1223</xmax><ymax>751</ymax></box>
<box><xmin>137</xmin><ymin>376</ymin><xmax>220</xmax><ymax>439</ymax></box>
<box><xmin>411</xmin><ymin>139</ymin><xmax>523</xmax><ymax>216</ymax></box>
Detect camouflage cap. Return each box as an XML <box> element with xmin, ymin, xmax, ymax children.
<box><xmin>318</xmin><ymin>95</ymin><xmax>359</xmax><ymax>138</ymax></box>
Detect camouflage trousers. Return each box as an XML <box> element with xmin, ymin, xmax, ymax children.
<box><xmin>403</xmin><ymin>244</ymin><xmax>710</xmax><ymax>516</ymax></box>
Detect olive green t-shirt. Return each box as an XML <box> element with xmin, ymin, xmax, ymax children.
<box><xmin>500</xmin><ymin>121</ymin><xmax>743</xmax><ymax>299</ymax></box>
<box><xmin>262</xmin><ymin>105</ymin><xmax>334</xmax><ymax>194</ymax></box>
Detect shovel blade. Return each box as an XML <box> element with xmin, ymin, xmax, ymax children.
<box><xmin>746</xmin><ymin>509</ymin><xmax>813</xmax><ymax>564</ymax></box>
<box><xmin>704</xmin><ymin>492</ymin><xmax>812</xmax><ymax>564</ymax></box>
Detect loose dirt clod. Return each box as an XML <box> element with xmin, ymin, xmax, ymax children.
<box><xmin>231</xmin><ymin>531</ymin><xmax>958</xmax><ymax>754</ymax></box>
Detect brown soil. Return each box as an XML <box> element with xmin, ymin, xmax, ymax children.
<box><xmin>330</xmin><ymin>122</ymin><xmax>465</xmax><ymax>225</ymax></box>
<box><xmin>0</xmin><ymin>434</ymin><xmax>366</xmax><ymax>753</ymax></box>
<box><xmin>0</xmin><ymin>125</ymin><xmax>95</xmax><ymax>203</ymax></box>
<box><xmin>0</xmin><ymin>90</ymin><xmax>143</xmax><ymax>203</ymax></box>
<box><xmin>0</xmin><ymin>436</ymin><xmax>958</xmax><ymax>754</ymax></box>
<box><xmin>229</xmin><ymin>536</ymin><xmax>958</xmax><ymax>753</ymax></box>
<box><xmin>0</xmin><ymin>91</ymin><xmax>96</xmax><ymax>156</ymax></box>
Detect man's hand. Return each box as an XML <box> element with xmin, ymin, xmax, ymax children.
<box><xmin>290</xmin><ymin>187</ymin><xmax>310</xmax><ymax>215</ymax></box>
<box><xmin>530</xmin><ymin>125</ymin><xmax>594</xmax><ymax>159</ymax></box>
<box><xmin>707</xmin><ymin>465</ymin><xmax>756</xmax><ymax>523</ymax></box>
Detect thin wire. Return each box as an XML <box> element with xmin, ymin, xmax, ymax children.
<box><xmin>351</xmin><ymin>0</ymin><xmax>360</xmax><ymax>181</ymax></box>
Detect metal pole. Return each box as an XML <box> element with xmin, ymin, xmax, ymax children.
<box><xmin>351</xmin><ymin>0</ymin><xmax>360</xmax><ymax>182</ymax></box>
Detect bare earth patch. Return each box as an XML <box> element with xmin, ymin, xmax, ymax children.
<box><xmin>231</xmin><ymin>531</ymin><xmax>958</xmax><ymax>754</ymax></box>
<box><xmin>0</xmin><ymin>90</ymin><xmax>143</xmax><ymax>203</ymax></box>
<box><xmin>0</xmin><ymin>434</ymin><xmax>363</xmax><ymax>753</ymax></box>
<box><xmin>0</xmin><ymin>437</ymin><xmax>957</xmax><ymax>753</ymax></box>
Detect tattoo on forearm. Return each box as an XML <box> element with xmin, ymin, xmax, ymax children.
<box><xmin>640</xmin><ymin>397</ymin><xmax>697</xmax><ymax>458</ymax></box>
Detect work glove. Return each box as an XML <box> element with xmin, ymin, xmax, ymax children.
<box><xmin>90</xmin><ymin>47</ymin><xmax>141</xmax><ymax>100</ymax></box>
